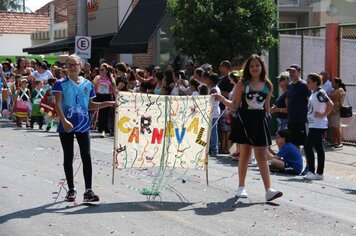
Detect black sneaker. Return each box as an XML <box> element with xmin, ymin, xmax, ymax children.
<box><xmin>83</xmin><ymin>189</ymin><xmax>99</xmax><ymax>202</ymax></box>
<box><xmin>65</xmin><ymin>188</ymin><xmax>77</xmax><ymax>202</ymax></box>
<box><xmin>46</xmin><ymin>126</ymin><xmax>51</xmax><ymax>132</ymax></box>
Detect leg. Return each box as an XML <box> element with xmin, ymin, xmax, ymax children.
<box><xmin>30</xmin><ymin>116</ymin><xmax>35</xmax><ymax>128</ymax></box>
<box><xmin>270</xmin><ymin>159</ymin><xmax>285</xmax><ymax>172</ymax></box>
<box><xmin>304</xmin><ymin>129</ymin><xmax>317</xmax><ymax>174</ymax></box>
<box><xmin>224</xmin><ymin>131</ymin><xmax>231</xmax><ymax>153</ymax></box>
<box><xmin>335</xmin><ymin>126</ymin><xmax>342</xmax><ymax>145</ymax></box>
<box><xmin>238</xmin><ymin>144</ymin><xmax>252</xmax><ymax>187</ymax></box>
<box><xmin>331</xmin><ymin>127</ymin><xmax>337</xmax><ymax>145</ymax></box>
<box><xmin>220</xmin><ymin>131</ymin><xmax>226</xmax><ymax>153</ymax></box>
<box><xmin>314</xmin><ymin>129</ymin><xmax>326</xmax><ymax>175</ymax></box>
<box><xmin>38</xmin><ymin>116</ymin><xmax>44</xmax><ymax>129</ymax></box>
<box><xmin>254</xmin><ymin>147</ymin><xmax>271</xmax><ymax>191</ymax></box>
<box><xmin>209</xmin><ymin>118</ymin><xmax>219</xmax><ymax>154</ymax></box>
<box><xmin>59</xmin><ymin>133</ymin><xmax>75</xmax><ymax>189</ymax></box>
<box><xmin>75</xmin><ymin>132</ymin><xmax>92</xmax><ymax>190</ymax></box>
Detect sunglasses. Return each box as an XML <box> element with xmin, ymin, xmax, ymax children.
<box><xmin>67</xmin><ymin>63</ymin><xmax>80</xmax><ymax>68</ymax></box>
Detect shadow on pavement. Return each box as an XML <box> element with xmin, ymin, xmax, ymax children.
<box><xmin>340</xmin><ymin>188</ymin><xmax>356</xmax><ymax>195</ymax></box>
<box><xmin>279</xmin><ymin>177</ymin><xmax>308</xmax><ymax>183</ymax></box>
<box><xmin>191</xmin><ymin>197</ymin><xmax>268</xmax><ymax>216</ymax></box>
<box><xmin>0</xmin><ymin>197</ymin><xmax>276</xmax><ymax>223</ymax></box>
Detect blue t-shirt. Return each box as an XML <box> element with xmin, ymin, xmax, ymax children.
<box><xmin>277</xmin><ymin>142</ymin><xmax>303</xmax><ymax>174</ymax></box>
<box><xmin>51</xmin><ymin>77</ymin><xmax>95</xmax><ymax>133</ymax></box>
<box><xmin>287</xmin><ymin>80</ymin><xmax>310</xmax><ymax>123</ymax></box>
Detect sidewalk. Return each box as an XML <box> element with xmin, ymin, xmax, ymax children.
<box><xmin>323</xmin><ymin>144</ymin><xmax>356</xmax><ymax>180</ymax></box>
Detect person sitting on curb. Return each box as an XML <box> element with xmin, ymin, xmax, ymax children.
<box><xmin>267</xmin><ymin>129</ymin><xmax>303</xmax><ymax>175</ymax></box>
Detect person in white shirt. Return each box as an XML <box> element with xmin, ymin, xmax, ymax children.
<box><xmin>303</xmin><ymin>73</ymin><xmax>334</xmax><ymax>181</ymax></box>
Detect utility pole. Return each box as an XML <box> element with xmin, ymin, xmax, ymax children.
<box><xmin>23</xmin><ymin>0</ymin><xmax>25</xmax><ymax>12</ymax></box>
<box><xmin>49</xmin><ymin>3</ymin><xmax>55</xmax><ymax>43</ymax></box>
<box><xmin>77</xmin><ymin>0</ymin><xmax>88</xmax><ymax>36</ymax></box>
<box><xmin>77</xmin><ymin>0</ymin><xmax>88</xmax><ymax>62</ymax></box>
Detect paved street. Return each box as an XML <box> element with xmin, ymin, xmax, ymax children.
<box><xmin>1</xmin><ymin>118</ymin><xmax>356</xmax><ymax>236</ymax></box>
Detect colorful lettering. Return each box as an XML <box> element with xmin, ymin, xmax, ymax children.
<box><xmin>128</xmin><ymin>127</ymin><xmax>139</xmax><ymax>143</ymax></box>
<box><xmin>151</xmin><ymin>128</ymin><xmax>164</xmax><ymax>144</ymax></box>
<box><xmin>195</xmin><ymin>127</ymin><xmax>207</xmax><ymax>147</ymax></box>
<box><xmin>175</xmin><ymin>128</ymin><xmax>186</xmax><ymax>144</ymax></box>
<box><xmin>165</xmin><ymin>121</ymin><xmax>174</xmax><ymax>137</ymax></box>
<box><xmin>187</xmin><ymin>117</ymin><xmax>199</xmax><ymax>134</ymax></box>
<box><xmin>118</xmin><ymin>116</ymin><xmax>131</xmax><ymax>133</ymax></box>
<box><xmin>141</xmin><ymin>116</ymin><xmax>152</xmax><ymax>134</ymax></box>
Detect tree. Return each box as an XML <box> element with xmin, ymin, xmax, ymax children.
<box><xmin>0</xmin><ymin>0</ymin><xmax>22</xmax><ymax>11</ymax></box>
<box><xmin>167</xmin><ymin>0</ymin><xmax>277</xmax><ymax>67</ymax></box>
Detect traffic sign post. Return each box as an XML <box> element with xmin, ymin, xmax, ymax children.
<box><xmin>75</xmin><ymin>36</ymin><xmax>92</xmax><ymax>59</ymax></box>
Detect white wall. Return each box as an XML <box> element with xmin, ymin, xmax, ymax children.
<box><xmin>0</xmin><ymin>34</ymin><xmax>31</xmax><ymax>55</ymax></box>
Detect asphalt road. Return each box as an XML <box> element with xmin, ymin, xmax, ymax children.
<box><xmin>1</xmin><ymin>118</ymin><xmax>356</xmax><ymax>236</ymax></box>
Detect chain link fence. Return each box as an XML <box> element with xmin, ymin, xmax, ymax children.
<box><xmin>278</xmin><ymin>26</ymin><xmax>325</xmax><ymax>79</ymax></box>
<box><xmin>338</xmin><ymin>24</ymin><xmax>356</xmax><ymax>144</ymax></box>
<box><xmin>278</xmin><ymin>25</ymin><xmax>356</xmax><ymax>144</ymax></box>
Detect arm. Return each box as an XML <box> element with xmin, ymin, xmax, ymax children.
<box><xmin>265</xmin><ymin>90</ymin><xmax>272</xmax><ymax>114</ymax></box>
<box><xmin>54</xmin><ymin>92</ymin><xmax>74</xmax><ymax>132</ymax></box>
<box><xmin>116</xmin><ymin>82</ymin><xmax>125</xmax><ymax>91</ymax></box>
<box><xmin>136</xmin><ymin>73</ymin><xmax>150</xmax><ymax>83</ymax></box>
<box><xmin>213</xmin><ymin>80</ymin><xmax>242</xmax><ymax>111</ymax></box>
<box><xmin>315</xmin><ymin>100</ymin><xmax>334</xmax><ymax>118</ymax></box>
<box><xmin>221</xmin><ymin>91</ymin><xmax>230</xmax><ymax>98</ymax></box>
<box><xmin>88</xmin><ymin>99</ymin><xmax>115</xmax><ymax>111</ymax></box>
<box><xmin>266</xmin><ymin>149</ymin><xmax>282</xmax><ymax>161</ymax></box>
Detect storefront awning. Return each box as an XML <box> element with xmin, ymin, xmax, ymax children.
<box><xmin>23</xmin><ymin>33</ymin><xmax>115</xmax><ymax>54</ymax></box>
<box><xmin>110</xmin><ymin>0</ymin><xmax>167</xmax><ymax>53</ymax></box>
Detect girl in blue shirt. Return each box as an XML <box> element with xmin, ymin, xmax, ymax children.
<box><xmin>52</xmin><ymin>54</ymin><xmax>115</xmax><ymax>202</ymax></box>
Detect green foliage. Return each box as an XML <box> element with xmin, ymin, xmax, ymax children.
<box><xmin>0</xmin><ymin>0</ymin><xmax>22</xmax><ymax>11</ymax></box>
<box><xmin>0</xmin><ymin>55</ymin><xmax>57</xmax><ymax>66</ymax></box>
<box><xmin>167</xmin><ymin>0</ymin><xmax>277</xmax><ymax>67</ymax></box>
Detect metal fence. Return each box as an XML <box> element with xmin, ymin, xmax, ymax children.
<box><xmin>278</xmin><ymin>26</ymin><xmax>326</xmax><ymax>79</ymax></box>
<box><xmin>277</xmin><ymin>24</ymin><xmax>356</xmax><ymax>144</ymax></box>
<box><xmin>341</xmin><ymin>84</ymin><xmax>356</xmax><ymax>144</ymax></box>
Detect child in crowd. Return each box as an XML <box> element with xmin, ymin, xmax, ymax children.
<box><xmin>304</xmin><ymin>73</ymin><xmax>334</xmax><ymax>181</ymax></box>
<box><xmin>267</xmin><ymin>129</ymin><xmax>303</xmax><ymax>175</ymax></box>
<box><xmin>30</xmin><ymin>80</ymin><xmax>45</xmax><ymax>129</ymax></box>
<box><xmin>14</xmin><ymin>79</ymin><xmax>30</xmax><ymax>127</ymax></box>
<box><xmin>190</xmin><ymin>79</ymin><xmax>200</xmax><ymax>96</ymax></box>
<box><xmin>203</xmin><ymin>72</ymin><xmax>221</xmax><ymax>156</ymax></box>
<box><xmin>41</xmin><ymin>78</ymin><xmax>57</xmax><ymax>131</ymax></box>
<box><xmin>198</xmin><ymin>84</ymin><xmax>208</xmax><ymax>95</ymax></box>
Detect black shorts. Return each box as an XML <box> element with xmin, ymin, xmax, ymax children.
<box><xmin>288</xmin><ymin>122</ymin><xmax>307</xmax><ymax>146</ymax></box>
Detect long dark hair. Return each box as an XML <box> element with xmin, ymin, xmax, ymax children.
<box><xmin>333</xmin><ymin>77</ymin><xmax>346</xmax><ymax>92</ymax></box>
<box><xmin>242</xmin><ymin>54</ymin><xmax>272</xmax><ymax>92</ymax></box>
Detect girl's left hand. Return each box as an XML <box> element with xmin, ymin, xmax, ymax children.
<box><xmin>212</xmin><ymin>93</ymin><xmax>222</xmax><ymax>101</ymax></box>
<box><xmin>314</xmin><ymin>111</ymin><xmax>325</xmax><ymax>118</ymax></box>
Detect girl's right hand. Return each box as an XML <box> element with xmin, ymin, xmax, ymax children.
<box><xmin>63</xmin><ymin>119</ymin><xmax>74</xmax><ymax>132</ymax></box>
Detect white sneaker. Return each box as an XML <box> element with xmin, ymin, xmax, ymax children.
<box><xmin>303</xmin><ymin>171</ymin><xmax>316</xmax><ymax>180</ymax></box>
<box><xmin>235</xmin><ymin>187</ymin><xmax>248</xmax><ymax>198</ymax></box>
<box><xmin>266</xmin><ymin>188</ymin><xmax>283</xmax><ymax>201</ymax></box>
<box><xmin>315</xmin><ymin>174</ymin><xmax>324</xmax><ymax>180</ymax></box>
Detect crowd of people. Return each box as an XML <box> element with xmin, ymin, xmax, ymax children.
<box><xmin>0</xmin><ymin>53</ymin><xmax>349</xmax><ymax>202</ymax></box>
